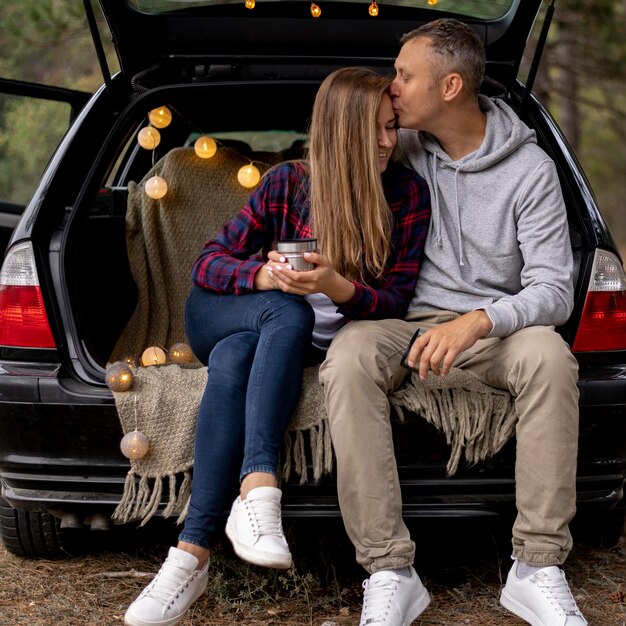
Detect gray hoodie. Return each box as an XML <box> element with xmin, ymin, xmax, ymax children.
<box><xmin>399</xmin><ymin>96</ymin><xmax>574</xmax><ymax>338</ymax></box>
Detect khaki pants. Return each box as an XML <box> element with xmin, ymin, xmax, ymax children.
<box><xmin>319</xmin><ymin>311</ymin><xmax>580</xmax><ymax>574</ymax></box>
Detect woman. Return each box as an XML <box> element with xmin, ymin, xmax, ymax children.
<box><xmin>124</xmin><ymin>67</ymin><xmax>431</xmax><ymax>626</ymax></box>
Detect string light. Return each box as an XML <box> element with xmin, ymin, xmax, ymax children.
<box><xmin>105</xmin><ymin>361</ymin><xmax>135</xmax><ymax>392</ymax></box>
<box><xmin>427</xmin><ymin>0</ymin><xmax>438</xmax><ymax>4</ymax></box>
<box><xmin>368</xmin><ymin>1</ymin><xmax>379</xmax><ymax>15</ymax></box>
<box><xmin>148</xmin><ymin>106</ymin><xmax>172</xmax><ymax>129</ymax></box>
<box><xmin>245</xmin><ymin>0</ymin><xmax>255</xmax><ymax>8</ymax></box>
<box><xmin>141</xmin><ymin>346</ymin><xmax>167</xmax><ymax>366</ymax></box>
<box><xmin>144</xmin><ymin>175</ymin><xmax>168</xmax><ymax>199</ymax></box>
<box><xmin>237</xmin><ymin>163</ymin><xmax>261</xmax><ymax>188</ymax></box>
<box><xmin>137</xmin><ymin>126</ymin><xmax>161</xmax><ymax>150</ymax></box>
<box><xmin>310</xmin><ymin>2</ymin><xmax>321</xmax><ymax>17</ymax></box>
<box><xmin>169</xmin><ymin>342</ymin><xmax>194</xmax><ymax>364</ymax></box>
<box><xmin>194</xmin><ymin>136</ymin><xmax>218</xmax><ymax>159</ymax></box>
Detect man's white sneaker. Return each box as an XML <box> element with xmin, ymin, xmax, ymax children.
<box><xmin>124</xmin><ymin>547</ymin><xmax>208</xmax><ymax>626</ymax></box>
<box><xmin>359</xmin><ymin>566</ymin><xmax>431</xmax><ymax>626</ymax></box>
<box><xmin>500</xmin><ymin>559</ymin><xmax>588</xmax><ymax>625</ymax></box>
<box><xmin>225</xmin><ymin>486</ymin><xmax>292</xmax><ymax>569</ymax></box>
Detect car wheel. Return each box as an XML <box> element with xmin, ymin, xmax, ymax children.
<box><xmin>0</xmin><ymin>497</ymin><xmax>67</xmax><ymax>558</ymax></box>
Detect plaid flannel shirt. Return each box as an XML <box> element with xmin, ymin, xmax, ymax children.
<box><xmin>191</xmin><ymin>160</ymin><xmax>431</xmax><ymax>320</ymax></box>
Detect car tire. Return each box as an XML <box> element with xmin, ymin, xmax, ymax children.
<box><xmin>0</xmin><ymin>497</ymin><xmax>67</xmax><ymax>558</ymax></box>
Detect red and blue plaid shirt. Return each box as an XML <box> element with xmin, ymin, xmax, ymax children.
<box><xmin>192</xmin><ymin>160</ymin><xmax>431</xmax><ymax>320</ymax></box>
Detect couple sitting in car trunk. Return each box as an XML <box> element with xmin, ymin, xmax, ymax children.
<box><xmin>125</xmin><ymin>19</ymin><xmax>585</xmax><ymax>626</ymax></box>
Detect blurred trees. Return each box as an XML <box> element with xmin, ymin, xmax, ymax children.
<box><xmin>0</xmin><ymin>0</ymin><xmax>624</xmax><ymax>248</ymax></box>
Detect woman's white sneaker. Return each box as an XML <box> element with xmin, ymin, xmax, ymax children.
<box><xmin>225</xmin><ymin>486</ymin><xmax>292</xmax><ymax>569</ymax></box>
<box><xmin>124</xmin><ymin>547</ymin><xmax>209</xmax><ymax>626</ymax></box>
<box><xmin>500</xmin><ymin>559</ymin><xmax>587</xmax><ymax>625</ymax></box>
<box><xmin>359</xmin><ymin>566</ymin><xmax>430</xmax><ymax>626</ymax></box>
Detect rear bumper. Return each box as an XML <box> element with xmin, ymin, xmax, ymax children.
<box><xmin>1</xmin><ymin>364</ymin><xmax>625</xmax><ymax>520</ymax></box>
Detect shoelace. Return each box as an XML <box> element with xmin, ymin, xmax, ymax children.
<box><xmin>531</xmin><ymin>569</ymin><xmax>583</xmax><ymax>617</ymax></box>
<box><xmin>360</xmin><ymin>575</ymin><xmax>399</xmax><ymax>625</ymax></box>
<box><xmin>146</xmin><ymin>559</ymin><xmax>197</xmax><ymax>606</ymax></box>
<box><xmin>244</xmin><ymin>498</ymin><xmax>284</xmax><ymax>538</ymax></box>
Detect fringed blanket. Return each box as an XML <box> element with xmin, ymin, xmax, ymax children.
<box><xmin>109</xmin><ymin>146</ymin><xmax>517</xmax><ymax>527</ymax></box>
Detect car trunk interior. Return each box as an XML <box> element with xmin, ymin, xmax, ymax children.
<box><xmin>62</xmin><ymin>77</ymin><xmax>586</xmax><ymax>380</ymax></box>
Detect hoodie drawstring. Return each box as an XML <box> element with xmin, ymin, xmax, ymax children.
<box><xmin>430</xmin><ymin>152</ymin><xmax>465</xmax><ymax>266</ymax></box>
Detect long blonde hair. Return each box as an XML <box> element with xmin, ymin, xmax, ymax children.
<box><xmin>307</xmin><ymin>67</ymin><xmax>393</xmax><ymax>282</ymax></box>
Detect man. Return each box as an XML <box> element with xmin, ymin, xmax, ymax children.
<box><xmin>320</xmin><ymin>18</ymin><xmax>587</xmax><ymax>626</ymax></box>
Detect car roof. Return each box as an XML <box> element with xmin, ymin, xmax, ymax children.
<box><xmin>95</xmin><ymin>0</ymin><xmax>544</xmax><ymax>91</ymax></box>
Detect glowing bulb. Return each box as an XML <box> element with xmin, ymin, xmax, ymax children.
<box><xmin>120</xmin><ymin>430</ymin><xmax>150</xmax><ymax>460</ymax></box>
<box><xmin>105</xmin><ymin>362</ymin><xmax>134</xmax><ymax>392</ymax></box>
<box><xmin>427</xmin><ymin>0</ymin><xmax>437</xmax><ymax>4</ymax></box>
<box><xmin>237</xmin><ymin>164</ymin><xmax>261</xmax><ymax>188</ymax></box>
<box><xmin>141</xmin><ymin>346</ymin><xmax>167</xmax><ymax>366</ymax></box>
<box><xmin>310</xmin><ymin>2</ymin><xmax>321</xmax><ymax>17</ymax></box>
<box><xmin>368</xmin><ymin>2</ymin><xmax>378</xmax><ymax>16</ymax></box>
<box><xmin>137</xmin><ymin>126</ymin><xmax>161</xmax><ymax>150</ymax></box>
<box><xmin>194</xmin><ymin>136</ymin><xmax>218</xmax><ymax>159</ymax></box>
<box><xmin>144</xmin><ymin>175</ymin><xmax>168</xmax><ymax>199</ymax></box>
<box><xmin>245</xmin><ymin>0</ymin><xmax>255</xmax><ymax>8</ymax></box>
<box><xmin>148</xmin><ymin>106</ymin><xmax>172</xmax><ymax>129</ymax></box>
<box><xmin>169</xmin><ymin>342</ymin><xmax>194</xmax><ymax>364</ymax></box>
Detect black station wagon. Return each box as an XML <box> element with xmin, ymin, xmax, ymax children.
<box><xmin>0</xmin><ymin>0</ymin><xmax>625</xmax><ymax>558</ymax></box>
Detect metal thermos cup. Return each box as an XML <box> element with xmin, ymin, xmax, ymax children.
<box><xmin>274</xmin><ymin>238</ymin><xmax>317</xmax><ymax>271</ymax></box>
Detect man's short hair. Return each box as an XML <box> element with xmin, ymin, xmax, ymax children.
<box><xmin>401</xmin><ymin>18</ymin><xmax>486</xmax><ymax>99</ymax></box>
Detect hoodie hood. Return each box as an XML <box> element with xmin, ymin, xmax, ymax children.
<box><xmin>408</xmin><ymin>96</ymin><xmax>536</xmax><ymax>266</ymax></box>
<box><xmin>419</xmin><ymin>96</ymin><xmax>537</xmax><ymax>174</ymax></box>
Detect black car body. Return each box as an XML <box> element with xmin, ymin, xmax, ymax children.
<box><xmin>0</xmin><ymin>0</ymin><xmax>625</xmax><ymax>558</ymax></box>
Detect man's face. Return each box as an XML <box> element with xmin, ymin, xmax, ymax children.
<box><xmin>390</xmin><ymin>37</ymin><xmax>444</xmax><ymax>131</ymax></box>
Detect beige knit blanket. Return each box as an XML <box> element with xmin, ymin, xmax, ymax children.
<box><xmin>109</xmin><ymin>147</ymin><xmax>517</xmax><ymax>526</ymax></box>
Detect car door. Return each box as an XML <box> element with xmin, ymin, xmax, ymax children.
<box><xmin>0</xmin><ymin>78</ymin><xmax>91</xmax><ymax>257</ymax></box>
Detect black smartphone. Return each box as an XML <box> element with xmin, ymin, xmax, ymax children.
<box><xmin>400</xmin><ymin>328</ymin><xmax>423</xmax><ymax>370</ymax></box>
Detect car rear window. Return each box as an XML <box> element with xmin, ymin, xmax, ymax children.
<box><xmin>129</xmin><ymin>0</ymin><xmax>515</xmax><ymax>20</ymax></box>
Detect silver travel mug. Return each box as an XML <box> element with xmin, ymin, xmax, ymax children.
<box><xmin>274</xmin><ymin>238</ymin><xmax>318</xmax><ymax>271</ymax></box>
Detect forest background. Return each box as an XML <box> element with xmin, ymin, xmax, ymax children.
<box><xmin>0</xmin><ymin>0</ymin><xmax>625</xmax><ymax>253</ymax></box>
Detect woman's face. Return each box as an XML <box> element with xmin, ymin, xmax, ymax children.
<box><xmin>377</xmin><ymin>93</ymin><xmax>397</xmax><ymax>173</ymax></box>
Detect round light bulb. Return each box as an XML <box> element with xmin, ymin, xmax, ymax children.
<box><xmin>427</xmin><ymin>0</ymin><xmax>437</xmax><ymax>4</ymax></box>
<box><xmin>105</xmin><ymin>361</ymin><xmax>134</xmax><ymax>392</ymax></box>
<box><xmin>141</xmin><ymin>346</ymin><xmax>167</xmax><ymax>366</ymax></box>
<box><xmin>137</xmin><ymin>126</ymin><xmax>161</xmax><ymax>150</ymax></box>
<box><xmin>368</xmin><ymin>2</ymin><xmax>378</xmax><ymax>16</ymax></box>
<box><xmin>169</xmin><ymin>342</ymin><xmax>194</xmax><ymax>364</ymax></box>
<box><xmin>120</xmin><ymin>430</ymin><xmax>150</xmax><ymax>460</ymax></box>
<box><xmin>310</xmin><ymin>2</ymin><xmax>321</xmax><ymax>17</ymax></box>
<box><xmin>144</xmin><ymin>176</ymin><xmax>168</xmax><ymax>199</ymax></box>
<box><xmin>237</xmin><ymin>164</ymin><xmax>261</xmax><ymax>188</ymax></box>
<box><xmin>194</xmin><ymin>136</ymin><xmax>218</xmax><ymax>159</ymax></box>
<box><xmin>148</xmin><ymin>106</ymin><xmax>172</xmax><ymax>129</ymax></box>
<box><xmin>245</xmin><ymin>0</ymin><xmax>255</xmax><ymax>8</ymax></box>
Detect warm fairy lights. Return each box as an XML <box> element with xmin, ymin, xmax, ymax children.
<box><xmin>368</xmin><ymin>2</ymin><xmax>379</xmax><ymax>16</ymax></box>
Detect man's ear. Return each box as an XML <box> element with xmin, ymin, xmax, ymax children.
<box><xmin>442</xmin><ymin>73</ymin><xmax>463</xmax><ymax>102</ymax></box>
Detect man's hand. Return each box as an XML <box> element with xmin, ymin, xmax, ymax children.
<box><xmin>406</xmin><ymin>310</ymin><xmax>493</xmax><ymax>380</ymax></box>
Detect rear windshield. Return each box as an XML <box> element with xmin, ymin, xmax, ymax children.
<box><xmin>129</xmin><ymin>0</ymin><xmax>515</xmax><ymax>20</ymax></box>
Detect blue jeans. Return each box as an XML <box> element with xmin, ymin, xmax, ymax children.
<box><xmin>178</xmin><ymin>287</ymin><xmax>315</xmax><ymax>549</ymax></box>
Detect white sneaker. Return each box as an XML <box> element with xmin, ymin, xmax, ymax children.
<box><xmin>124</xmin><ymin>547</ymin><xmax>209</xmax><ymax>626</ymax></box>
<box><xmin>500</xmin><ymin>559</ymin><xmax>588</xmax><ymax>625</ymax></box>
<box><xmin>359</xmin><ymin>566</ymin><xmax>431</xmax><ymax>626</ymax></box>
<box><xmin>225</xmin><ymin>486</ymin><xmax>292</xmax><ymax>569</ymax></box>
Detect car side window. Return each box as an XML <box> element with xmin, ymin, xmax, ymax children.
<box><xmin>0</xmin><ymin>91</ymin><xmax>77</xmax><ymax>256</ymax></box>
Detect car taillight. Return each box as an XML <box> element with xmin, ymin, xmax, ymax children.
<box><xmin>572</xmin><ymin>249</ymin><xmax>626</xmax><ymax>352</ymax></box>
<box><xmin>0</xmin><ymin>241</ymin><xmax>56</xmax><ymax>348</ymax></box>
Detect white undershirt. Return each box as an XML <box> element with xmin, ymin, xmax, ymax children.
<box><xmin>304</xmin><ymin>293</ymin><xmax>348</xmax><ymax>350</ymax></box>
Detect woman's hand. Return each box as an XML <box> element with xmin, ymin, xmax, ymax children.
<box><xmin>268</xmin><ymin>251</ymin><xmax>356</xmax><ymax>303</ymax></box>
<box><xmin>253</xmin><ymin>253</ymin><xmax>292</xmax><ymax>291</ymax></box>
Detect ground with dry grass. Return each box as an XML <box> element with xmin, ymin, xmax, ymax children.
<box><xmin>0</xmin><ymin>517</ymin><xmax>623</xmax><ymax>625</ymax></box>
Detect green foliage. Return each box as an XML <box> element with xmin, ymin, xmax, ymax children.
<box><xmin>0</xmin><ymin>96</ymin><xmax>71</xmax><ymax>204</ymax></box>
